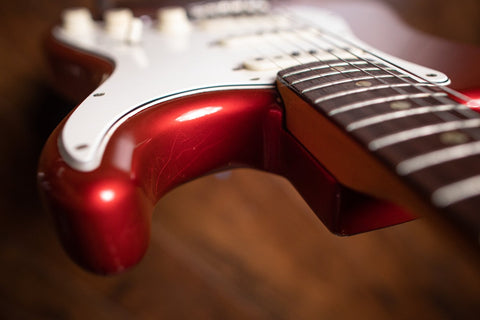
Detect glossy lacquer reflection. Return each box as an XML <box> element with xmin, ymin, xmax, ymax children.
<box><xmin>38</xmin><ymin>88</ymin><xmax>412</xmax><ymax>274</ymax></box>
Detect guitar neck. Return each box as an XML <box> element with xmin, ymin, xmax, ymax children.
<box><xmin>277</xmin><ymin>56</ymin><xmax>480</xmax><ymax>242</ymax></box>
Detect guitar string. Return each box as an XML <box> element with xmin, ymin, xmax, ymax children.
<box><xmin>288</xmin><ymin>29</ymin><xmax>457</xmax><ymax>108</ymax></box>
<box><xmin>263</xmin><ymin>17</ymin><xmax>480</xmax><ymax>205</ymax></box>
<box><xmin>270</xmin><ymin>11</ymin><xmax>480</xmax><ymax>142</ymax></box>
<box><xmin>298</xmin><ymin>31</ymin><xmax>468</xmax><ymax>122</ymax></box>
<box><xmin>248</xmin><ymin>11</ymin><xmax>420</xmax><ymax>98</ymax></box>
<box><xmin>267</xmin><ymin>7</ymin><xmax>480</xmax><ymax>212</ymax></box>
<box><xmin>302</xmin><ymin>23</ymin><xmax>480</xmax><ymax>215</ymax></box>
<box><xmin>239</xmin><ymin>8</ymin><xmax>480</xmax><ymax>145</ymax></box>
<box><xmin>232</xmin><ymin>9</ymin><xmax>367</xmax><ymax>83</ymax></box>
<box><xmin>306</xmin><ymin>29</ymin><xmax>480</xmax><ymax>141</ymax></box>
<box><xmin>275</xmin><ymin>4</ymin><xmax>475</xmax><ymax>104</ymax></box>
<box><xmin>258</xmin><ymin>29</ymin><xmax>462</xmax><ymax>131</ymax></box>
<box><xmin>319</xmin><ymin>30</ymin><xmax>476</xmax><ymax>106</ymax></box>
<box><xmin>251</xmin><ymin>28</ymin><xmax>462</xmax><ymax>133</ymax></box>
<box><xmin>249</xmin><ymin>27</ymin><xmax>369</xmax><ymax>91</ymax></box>
<box><xmin>316</xmin><ymin>30</ymin><xmax>480</xmax><ymax>120</ymax></box>
<box><xmin>275</xmin><ymin>29</ymin><xmax>462</xmax><ymax>125</ymax></box>
<box><xmin>264</xmin><ymin>21</ymin><xmax>445</xmax><ymax>103</ymax></box>
<box><xmin>223</xmin><ymin>9</ymin><xmax>480</xmax><ymax>208</ymax></box>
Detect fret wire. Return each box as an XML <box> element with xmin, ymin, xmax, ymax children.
<box><xmin>272</xmin><ymin>27</ymin><xmax>379</xmax><ymax>92</ymax></box>
<box><xmin>396</xmin><ymin>140</ymin><xmax>480</xmax><ymax>176</ymax></box>
<box><xmin>315</xmin><ymin>33</ymin><xmax>480</xmax><ymax>141</ymax></box>
<box><xmin>277</xmin><ymin>9</ymin><xmax>480</xmax><ymax>233</ymax></box>
<box><xmin>239</xmin><ymin>22</ymin><xmax>347</xmax><ymax>84</ymax></box>
<box><xmin>277</xmin><ymin>26</ymin><xmax>480</xmax><ymax>178</ymax></box>
<box><xmin>304</xmin><ymin>26</ymin><xmax>475</xmax><ymax>105</ymax></box>
<box><xmin>313</xmin><ymin>83</ymin><xmax>414</xmax><ymax>104</ymax></box>
<box><xmin>310</xmin><ymin>30</ymin><xmax>480</xmax><ymax>128</ymax></box>
<box><xmin>275</xmin><ymin>11</ymin><xmax>428</xmax><ymax>102</ymax></box>
<box><xmin>346</xmin><ymin>104</ymin><xmax>460</xmax><ymax>132</ymax></box>
<box><xmin>282</xmin><ymin>61</ymin><xmax>367</xmax><ymax>78</ymax></box>
<box><xmin>282</xmin><ymin>26</ymin><xmax>456</xmax><ymax>117</ymax></box>
<box><xmin>286</xmin><ymin>29</ymin><xmax>449</xmax><ymax>114</ymax></box>
<box><xmin>328</xmin><ymin>92</ymin><xmax>446</xmax><ymax>116</ymax></box>
<box><xmin>315</xmin><ymin>32</ymin><xmax>454</xmax><ymax>106</ymax></box>
<box><xmin>277</xmin><ymin>7</ymin><xmax>475</xmax><ymax>109</ymax></box>
<box><xmin>270</xmin><ymin>27</ymin><xmax>472</xmax><ymax>150</ymax></box>
<box><xmin>291</xmin><ymin>67</ymin><xmax>386</xmax><ymax>85</ymax></box>
<box><xmin>273</xmin><ymin>12</ymin><xmax>480</xmax><ymax>147</ymax></box>
<box><xmin>369</xmin><ymin>118</ymin><xmax>480</xmax><ymax>151</ymax></box>
<box><xmin>273</xmin><ymin>24</ymin><xmax>421</xmax><ymax>104</ymax></box>
<box><xmin>287</xmin><ymin>26</ymin><xmax>480</xmax><ymax>143</ymax></box>
<box><xmin>301</xmin><ymin>74</ymin><xmax>406</xmax><ymax>93</ymax></box>
<box><xmin>431</xmin><ymin>175</ymin><xmax>480</xmax><ymax>208</ymax></box>
<box><xmin>270</xmin><ymin>27</ymin><xmax>445</xmax><ymax>134</ymax></box>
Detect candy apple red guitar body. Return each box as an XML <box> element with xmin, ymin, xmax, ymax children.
<box><xmin>39</xmin><ymin>0</ymin><xmax>480</xmax><ymax>274</ymax></box>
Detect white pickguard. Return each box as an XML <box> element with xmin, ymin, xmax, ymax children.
<box><xmin>55</xmin><ymin>3</ymin><xmax>449</xmax><ymax>171</ymax></box>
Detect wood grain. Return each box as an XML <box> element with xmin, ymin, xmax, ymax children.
<box><xmin>0</xmin><ymin>0</ymin><xmax>479</xmax><ymax>319</ymax></box>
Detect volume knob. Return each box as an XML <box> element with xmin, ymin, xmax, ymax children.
<box><xmin>62</xmin><ymin>7</ymin><xmax>94</xmax><ymax>35</ymax></box>
<box><xmin>104</xmin><ymin>8</ymin><xmax>133</xmax><ymax>39</ymax></box>
<box><xmin>157</xmin><ymin>7</ymin><xmax>191</xmax><ymax>34</ymax></box>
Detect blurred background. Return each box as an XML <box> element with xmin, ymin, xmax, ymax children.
<box><xmin>0</xmin><ymin>0</ymin><xmax>479</xmax><ymax>319</ymax></box>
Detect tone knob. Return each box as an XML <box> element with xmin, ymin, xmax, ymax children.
<box><xmin>157</xmin><ymin>7</ymin><xmax>191</xmax><ymax>34</ymax></box>
<box><xmin>62</xmin><ymin>7</ymin><xmax>94</xmax><ymax>35</ymax></box>
<box><xmin>104</xmin><ymin>8</ymin><xmax>133</xmax><ymax>39</ymax></box>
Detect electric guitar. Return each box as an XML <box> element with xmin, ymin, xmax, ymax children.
<box><xmin>38</xmin><ymin>0</ymin><xmax>480</xmax><ymax>274</ymax></box>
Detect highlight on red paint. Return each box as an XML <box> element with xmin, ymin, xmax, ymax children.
<box><xmin>461</xmin><ymin>89</ymin><xmax>480</xmax><ymax>110</ymax></box>
<box><xmin>99</xmin><ymin>189</ymin><xmax>116</xmax><ymax>202</ymax></box>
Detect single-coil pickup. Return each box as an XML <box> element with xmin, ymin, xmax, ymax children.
<box><xmin>243</xmin><ymin>48</ymin><xmax>365</xmax><ymax>71</ymax></box>
<box><xmin>201</xmin><ymin>15</ymin><xmax>291</xmax><ymax>33</ymax></box>
<box><xmin>219</xmin><ymin>28</ymin><xmax>315</xmax><ymax>46</ymax></box>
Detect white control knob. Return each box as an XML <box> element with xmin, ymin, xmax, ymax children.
<box><xmin>104</xmin><ymin>8</ymin><xmax>133</xmax><ymax>40</ymax></box>
<box><xmin>157</xmin><ymin>7</ymin><xmax>191</xmax><ymax>34</ymax></box>
<box><xmin>62</xmin><ymin>7</ymin><xmax>94</xmax><ymax>35</ymax></box>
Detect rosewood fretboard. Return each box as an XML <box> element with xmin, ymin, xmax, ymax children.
<box><xmin>277</xmin><ymin>58</ymin><xmax>480</xmax><ymax>243</ymax></box>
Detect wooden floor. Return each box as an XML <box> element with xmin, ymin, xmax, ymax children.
<box><xmin>1</xmin><ymin>0</ymin><xmax>479</xmax><ymax>319</ymax></box>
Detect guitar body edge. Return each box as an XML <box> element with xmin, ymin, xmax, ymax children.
<box><xmin>39</xmin><ymin>43</ymin><xmax>414</xmax><ymax>273</ymax></box>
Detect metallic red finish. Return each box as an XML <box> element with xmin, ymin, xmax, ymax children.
<box><xmin>460</xmin><ymin>89</ymin><xmax>480</xmax><ymax>111</ymax></box>
<box><xmin>38</xmin><ymin>1</ymin><xmax>480</xmax><ymax>274</ymax></box>
<box><xmin>38</xmin><ymin>88</ymin><xmax>413</xmax><ymax>274</ymax></box>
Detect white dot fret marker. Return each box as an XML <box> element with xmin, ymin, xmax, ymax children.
<box><xmin>439</xmin><ymin>131</ymin><xmax>469</xmax><ymax>145</ymax></box>
<box><xmin>390</xmin><ymin>101</ymin><xmax>411</xmax><ymax>110</ymax></box>
<box><xmin>355</xmin><ymin>80</ymin><xmax>372</xmax><ymax>87</ymax></box>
